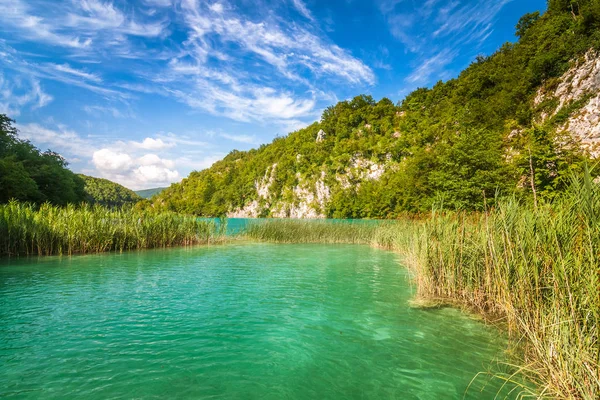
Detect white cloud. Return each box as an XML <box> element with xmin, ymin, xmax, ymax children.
<box><xmin>209</xmin><ymin>3</ymin><xmax>224</xmax><ymax>13</ymax></box>
<box><xmin>133</xmin><ymin>165</ymin><xmax>179</xmax><ymax>184</ymax></box>
<box><xmin>14</xmin><ymin>121</ymin><xmax>192</xmax><ymax>189</ymax></box>
<box><xmin>92</xmin><ymin>148</ymin><xmax>180</xmax><ymax>188</ymax></box>
<box><xmin>130</xmin><ymin>137</ymin><xmax>175</xmax><ymax>150</ymax></box>
<box><xmin>92</xmin><ymin>149</ymin><xmax>133</xmax><ymax>171</ymax></box>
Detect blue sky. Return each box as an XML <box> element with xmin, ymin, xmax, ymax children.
<box><xmin>0</xmin><ymin>0</ymin><xmax>546</xmax><ymax>189</ymax></box>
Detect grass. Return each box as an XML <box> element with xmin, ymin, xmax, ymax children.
<box><xmin>0</xmin><ymin>201</ymin><xmax>223</xmax><ymax>257</ymax></box>
<box><xmin>243</xmin><ymin>173</ymin><xmax>600</xmax><ymax>399</ymax></box>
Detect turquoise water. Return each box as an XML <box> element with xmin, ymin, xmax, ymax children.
<box><xmin>208</xmin><ymin>218</ymin><xmax>382</xmax><ymax>235</ymax></box>
<box><xmin>1</xmin><ymin>244</ymin><xmax>520</xmax><ymax>399</ymax></box>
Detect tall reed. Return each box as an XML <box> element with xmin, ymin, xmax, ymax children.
<box><xmin>243</xmin><ymin>175</ymin><xmax>600</xmax><ymax>399</ymax></box>
<box><xmin>0</xmin><ymin>202</ymin><xmax>222</xmax><ymax>257</ymax></box>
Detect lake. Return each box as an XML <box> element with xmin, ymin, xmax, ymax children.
<box><xmin>0</xmin><ymin>243</ymin><xmax>521</xmax><ymax>399</ymax></box>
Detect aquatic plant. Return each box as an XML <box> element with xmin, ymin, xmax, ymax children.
<box><xmin>0</xmin><ymin>202</ymin><xmax>222</xmax><ymax>257</ymax></box>
<box><xmin>243</xmin><ymin>174</ymin><xmax>600</xmax><ymax>399</ymax></box>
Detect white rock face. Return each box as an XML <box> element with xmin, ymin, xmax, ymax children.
<box><xmin>256</xmin><ymin>164</ymin><xmax>277</xmax><ymax>199</ymax></box>
<box><xmin>563</xmin><ymin>95</ymin><xmax>600</xmax><ymax>156</ymax></box>
<box><xmin>227</xmin><ymin>164</ymin><xmax>277</xmax><ymax>218</ymax></box>
<box><xmin>284</xmin><ymin>171</ymin><xmax>331</xmax><ymax>219</ymax></box>
<box><xmin>228</xmin><ymin>165</ymin><xmax>333</xmax><ymax>219</ymax></box>
<box><xmin>316</xmin><ymin>129</ymin><xmax>327</xmax><ymax>143</ymax></box>
<box><xmin>228</xmin><ymin>200</ymin><xmax>261</xmax><ymax>218</ymax></box>
<box><xmin>336</xmin><ymin>155</ymin><xmax>386</xmax><ymax>187</ymax></box>
<box><xmin>535</xmin><ymin>50</ymin><xmax>600</xmax><ymax>157</ymax></box>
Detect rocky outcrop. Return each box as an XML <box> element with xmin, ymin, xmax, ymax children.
<box><xmin>227</xmin><ymin>164</ymin><xmax>277</xmax><ymax>218</ymax></box>
<box><xmin>316</xmin><ymin>129</ymin><xmax>327</xmax><ymax>143</ymax></box>
<box><xmin>227</xmin><ymin>155</ymin><xmax>388</xmax><ymax>219</ymax></box>
<box><xmin>564</xmin><ymin>96</ymin><xmax>600</xmax><ymax>156</ymax></box>
<box><xmin>535</xmin><ymin>50</ymin><xmax>600</xmax><ymax>157</ymax></box>
<box><xmin>336</xmin><ymin>155</ymin><xmax>386</xmax><ymax>189</ymax></box>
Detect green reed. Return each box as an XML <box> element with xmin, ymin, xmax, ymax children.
<box><xmin>244</xmin><ymin>219</ymin><xmax>380</xmax><ymax>244</ymax></box>
<box><xmin>0</xmin><ymin>202</ymin><xmax>222</xmax><ymax>257</ymax></box>
<box><xmin>243</xmin><ymin>175</ymin><xmax>599</xmax><ymax>399</ymax></box>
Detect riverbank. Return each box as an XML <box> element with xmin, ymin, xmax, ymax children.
<box><xmin>243</xmin><ymin>173</ymin><xmax>600</xmax><ymax>399</ymax></box>
<box><xmin>0</xmin><ymin>202</ymin><xmax>224</xmax><ymax>257</ymax></box>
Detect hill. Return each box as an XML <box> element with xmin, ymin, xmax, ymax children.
<box><xmin>0</xmin><ymin>115</ymin><xmax>86</xmax><ymax>205</ymax></box>
<box><xmin>135</xmin><ymin>187</ymin><xmax>167</xmax><ymax>199</ymax></box>
<box><xmin>79</xmin><ymin>175</ymin><xmax>142</xmax><ymax>208</ymax></box>
<box><xmin>151</xmin><ymin>0</ymin><xmax>600</xmax><ymax>218</ymax></box>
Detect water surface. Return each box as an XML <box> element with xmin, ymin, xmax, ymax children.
<box><xmin>1</xmin><ymin>244</ymin><xmax>519</xmax><ymax>399</ymax></box>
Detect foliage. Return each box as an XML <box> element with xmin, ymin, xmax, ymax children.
<box><xmin>79</xmin><ymin>174</ymin><xmax>142</xmax><ymax>207</ymax></box>
<box><xmin>152</xmin><ymin>1</ymin><xmax>599</xmax><ymax>218</ymax></box>
<box><xmin>0</xmin><ymin>115</ymin><xmax>86</xmax><ymax>205</ymax></box>
<box><xmin>0</xmin><ymin>201</ymin><xmax>222</xmax><ymax>257</ymax></box>
<box><xmin>243</xmin><ymin>173</ymin><xmax>600</xmax><ymax>399</ymax></box>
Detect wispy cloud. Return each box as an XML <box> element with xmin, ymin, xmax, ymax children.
<box><xmin>405</xmin><ymin>49</ymin><xmax>458</xmax><ymax>84</ymax></box>
<box><xmin>220</xmin><ymin>133</ymin><xmax>260</xmax><ymax>145</ymax></box>
<box><xmin>291</xmin><ymin>0</ymin><xmax>315</xmax><ymax>21</ymax></box>
<box><xmin>0</xmin><ymin>0</ymin><xmax>166</xmax><ymax>52</ymax></box>
<box><xmin>52</xmin><ymin>64</ymin><xmax>102</xmax><ymax>83</ymax></box>
<box><xmin>0</xmin><ymin>76</ymin><xmax>53</xmax><ymax>116</ymax></box>
<box><xmin>379</xmin><ymin>0</ymin><xmax>513</xmax><ymax>87</ymax></box>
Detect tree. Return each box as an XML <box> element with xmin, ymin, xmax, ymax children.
<box><xmin>0</xmin><ymin>114</ymin><xmax>86</xmax><ymax>205</ymax></box>
<box><xmin>516</xmin><ymin>12</ymin><xmax>540</xmax><ymax>38</ymax></box>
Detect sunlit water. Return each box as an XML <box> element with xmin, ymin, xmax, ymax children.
<box><xmin>1</xmin><ymin>243</ymin><xmax>521</xmax><ymax>399</ymax></box>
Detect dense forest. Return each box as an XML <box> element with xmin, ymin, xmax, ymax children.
<box><xmin>0</xmin><ymin>115</ymin><xmax>86</xmax><ymax>205</ymax></box>
<box><xmin>79</xmin><ymin>174</ymin><xmax>142</xmax><ymax>208</ymax></box>
<box><xmin>151</xmin><ymin>0</ymin><xmax>600</xmax><ymax>218</ymax></box>
<box><xmin>0</xmin><ymin>116</ymin><xmax>141</xmax><ymax>207</ymax></box>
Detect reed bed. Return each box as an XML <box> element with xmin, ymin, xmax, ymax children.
<box><xmin>244</xmin><ymin>219</ymin><xmax>380</xmax><ymax>244</ymax></box>
<box><xmin>243</xmin><ymin>175</ymin><xmax>600</xmax><ymax>399</ymax></box>
<box><xmin>0</xmin><ymin>201</ymin><xmax>222</xmax><ymax>257</ymax></box>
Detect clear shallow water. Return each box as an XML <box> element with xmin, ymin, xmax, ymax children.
<box><xmin>1</xmin><ymin>244</ymin><xmax>520</xmax><ymax>399</ymax></box>
<box><xmin>207</xmin><ymin>218</ymin><xmax>382</xmax><ymax>235</ymax></box>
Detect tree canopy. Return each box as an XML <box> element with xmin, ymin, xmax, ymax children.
<box><xmin>0</xmin><ymin>115</ymin><xmax>86</xmax><ymax>205</ymax></box>
<box><xmin>79</xmin><ymin>174</ymin><xmax>142</xmax><ymax>208</ymax></box>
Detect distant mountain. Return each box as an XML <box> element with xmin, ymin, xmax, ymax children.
<box><xmin>135</xmin><ymin>187</ymin><xmax>167</xmax><ymax>199</ymax></box>
<box><xmin>151</xmin><ymin>2</ymin><xmax>600</xmax><ymax>218</ymax></box>
<box><xmin>79</xmin><ymin>175</ymin><xmax>142</xmax><ymax>207</ymax></box>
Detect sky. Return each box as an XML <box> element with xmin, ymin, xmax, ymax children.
<box><xmin>0</xmin><ymin>0</ymin><xmax>547</xmax><ymax>190</ymax></box>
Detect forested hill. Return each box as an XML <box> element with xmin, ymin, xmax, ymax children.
<box><xmin>135</xmin><ymin>187</ymin><xmax>167</xmax><ymax>199</ymax></box>
<box><xmin>152</xmin><ymin>0</ymin><xmax>600</xmax><ymax>219</ymax></box>
<box><xmin>79</xmin><ymin>175</ymin><xmax>142</xmax><ymax>208</ymax></box>
<box><xmin>0</xmin><ymin>115</ymin><xmax>142</xmax><ymax>207</ymax></box>
<box><xmin>0</xmin><ymin>115</ymin><xmax>86</xmax><ymax>205</ymax></box>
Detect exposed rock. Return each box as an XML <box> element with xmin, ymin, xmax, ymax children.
<box><xmin>228</xmin><ymin>200</ymin><xmax>261</xmax><ymax>218</ymax></box>
<box><xmin>534</xmin><ymin>49</ymin><xmax>600</xmax><ymax>157</ymax></box>
<box><xmin>256</xmin><ymin>163</ymin><xmax>277</xmax><ymax>199</ymax></box>
<box><xmin>316</xmin><ymin>129</ymin><xmax>327</xmax><ymax>143</ymax></box>
<box><xmin>227</xmin><ymin>164</ymin><xmax>276</xmax><ymax>217</ymax></box>
<box><xmin>562</xmin><ymin>94</ymin><xmax>600</xmax><ymax>156</ymax></box>
<box><xmin>287</xmin><ymin>171</ymin><xmax>330</xmax><ymax>219</ymax></box>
